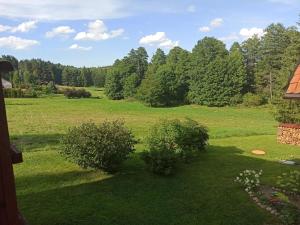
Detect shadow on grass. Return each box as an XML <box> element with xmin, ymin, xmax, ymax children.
<box><xmin>11</xmin><ymin>133</ymin><xmax>62</xmax><ymax>152</ymax></box>
<box><xmin>15</xmin><ymin>145</ymin><xmax>294</xmax><ymax>225</ymax></box>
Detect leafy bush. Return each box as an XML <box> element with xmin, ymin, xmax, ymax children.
<box><xmin>45</xmin><ymin>81</ymin><xmax>57</xmax><ymax>94</ymax></box>
<box><xmin>3</xmin><ymin>88</ymin><xmax>24</xmax><ymax>98</ymax></box>
<box><xmin>274</xmin><ymin>100</ymin><xmax>300</xmax><ymax>124</ymax></box>
<box><xmin>141</xmin><ymin>118</ymin><xmax>209</xmax><ymax>175</ymax></box>
<box><xmin>141</xmin><ymin>149</ymin><xmax>178</xmax><ymax>176</ymax></box>
<box><xmin>243</xmin><ymin>93</ymin><xmax>267</xmax><ymax>107</ymax></box>
<box><xmin>63</xmin><ymin>88</ymin><xmax>91</xmax><ymax>98</ymax></box>
<box><xmin>277</xmin><ymin>171</ymin><xmax>300</xmax><ymax>194</ymax></box>
<box><xmin>3</xmin><ymin>88</ymin><xmax>38</xmax><ymax>98</ymax></box>
<box><xmin>23</xmin><ymin>88</ymin><xmax>38</xmax><ymax>98</ymax></box>
<box><xmin>60</xmin><ymin>120</ymin><xmax>136</xmax><ymax>172</ymax></box>
<box><xmin>234</xmin><ymin>169</ymin><xmax>262</xmax><ymax>193</ymax></box>
<box><xmin>229</xmin><ymin>94</ymin><xmax>243</xmax><ymax>106</ymax></box>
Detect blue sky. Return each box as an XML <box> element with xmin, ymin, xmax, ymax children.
<box><xmin>0</xmin><ymin>0</ymin><xmax>299</xmax><ymax>67</ymax></box>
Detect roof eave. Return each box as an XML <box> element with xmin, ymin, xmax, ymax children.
<box><xmin>284</xmin><ymin>93</ymin><xmax>300</xmax><ymax>99</ymax></box>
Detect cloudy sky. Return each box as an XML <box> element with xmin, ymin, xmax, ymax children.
<box><xmin>0</xmin><ymin>0</ymin><xmax>299</xmax><ymax>67</ymax></box>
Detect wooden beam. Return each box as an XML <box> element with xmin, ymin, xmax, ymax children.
<box><xmin>0</xmin><ymin>61</ymin><xmax>24</xmax><ymax>225</ymax></box>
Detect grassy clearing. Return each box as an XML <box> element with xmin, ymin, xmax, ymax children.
<box><xmin>6</xmin><ymin>88</ymin><xmax>300</xmax><ymax>225</ymax></box>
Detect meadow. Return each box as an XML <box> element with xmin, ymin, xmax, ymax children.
<box><xmin>6</xmin><ymin>88</ymin><xmax>300</xmax><ymax>225</ymax></box>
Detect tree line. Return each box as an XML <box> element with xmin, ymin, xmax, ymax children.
<box><xmin>105</xmin><ymin>21</ymin><xmax>300</xmax><ymax>107</ymax></box>
<box><xmin>0</xmin><ymin>56</ymin><xmax>109</xmax><ymax>88</ymax></box>
<box><xmin>1</xmin><ymin>19</ymin><xmax>299</xmax><ymax>107</ymax></box>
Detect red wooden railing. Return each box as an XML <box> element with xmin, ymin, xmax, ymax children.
<box><xmin>0</xmin><ymin>61</ymin><xmax>25</xmax><ymax>225</ymax></box>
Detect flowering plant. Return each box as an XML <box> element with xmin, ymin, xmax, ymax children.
<box><xmin>235</xmin><ymin>169</ymin><xmax>262</xmax><ymax>193</ymax></box>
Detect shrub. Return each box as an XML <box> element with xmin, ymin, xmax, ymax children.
<box><xmin>63</xmin><ymin>88</ymin><xmax>91</xmax><ymax>98</ymax></box>
<box><xmin>234</xmin><ymin>169</ymin><xmax>262</xmax><ymax>193</ymax></box>
<box><xmin>23</xmin><ymin>88</ymin><xmax>38</xmax><ymax>98</ymax></box>
<box><xmin>141</xmin><ymin>149</ymin><xmax>178</xmax><ymax>176</ymax></box>
<box><xmin>243</xmin><ymin>93</ymin><xmax>267</xmax><ymax>107</ymax></box>
<box><xmin>3</xmin><ymin>88</ymin><xmax>38</xmax><ymax>98</ymax></box>
<box><xmin>3</xmin><ymin>88</ymin><xmax>24</xmax><ymax>98</ymax></box>
<box><xmin>141</xmin><ymin>118</ymin><xmax>209</xmax><ymax>175</ymax></box>
<box><xmin>274</xmin><ymin>100</ymin><xmax>300</xmax><ymax>124</ymax></box>
<box><xmin>229</xmin><ymin>94</ymin><xmax>243</xmax><ymax>106</ymax></box>
<box><xmin>147</xmin><ymin>118</ymin><xmax>208</xmax><ymax>160</ymax></box>
<box><xmin>277</xmin><ymin>171</ymin><xmax>300</xmax><ymax>194</ymax></box>
<box><xmin>45</xmin><ymin>81</ymin><xmax>57</xmax><ymax>94</ymax></box>
<box><xmin>60</xmin><ymin>120</ymin><xmax>136</xmax><ymax>172</ymax></box>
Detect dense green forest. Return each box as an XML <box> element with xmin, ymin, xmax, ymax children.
<box><xmin>106</xmin><ymin>22</ymin><xmax>300</xmax><ymax>107</ymax></box>
<box><xmin>2</xmin><ymin>20</ymin><xmax>300</xmax><ymax>107</ymax></box>
<box><xmin>0</xmin><ymin>55</ymin><xmax>109</xmax><ymax>88</ymax></box>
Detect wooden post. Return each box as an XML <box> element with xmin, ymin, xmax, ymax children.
<box><xmin>0</xmin><ymin>61</ymin><xmax>25</xmax><ymax>225</ymax></box>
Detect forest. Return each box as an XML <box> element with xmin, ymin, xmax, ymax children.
<box><xmin>2</xmin><ymin>21</ymin><xmax>300</xmax><ymax>107</ymax></box>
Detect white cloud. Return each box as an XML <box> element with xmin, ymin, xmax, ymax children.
<box><xmin>0</xmin><ymin>25</ymin><xmax>11</xmax><ymax>32</ymax></box>
<box><xmin>139</xmin><ymin>32</ymin><xmax>179</xmax><ymax>49</ymax></box>
<box><xmin>0</xmin><ymin>21</ymin><xmax>37</xmax><ymax>33</ymax></box>
<box><xmin>0</xmin><ymin>36</ymin><xmax>39</xmax><ymax>49</ymax></box>
<box><xmin>239</xmin><ymin>27</ymin><xmax>265</xmax><ymax>39</ymax></box>
<box><xmin>46</xmin><ymin>26</ymin><xmax>75</xmax><ymax>38</ymax></box>
<box><xmin>199</xmin><ymin>26</ymin><xmax>210</xmax><ymax>32</ymax></box>
<box><xmin>0</xmin><ymin>0</ymin><xmax>132</xmax><ymax>20</ymax></box>
<box><xmin>199</xmin><ymin>18</ymin><xmax>223</xmax><ymax>33</ymax></box>
<box><xmin>210</xmin><ymin>18</ymin><xmax>223</xmax><ymax>28</ymax></box>
<box><xmin>187</xmin><ymin>4</ymin><xmax>196</xmax><ymax>13</ymax></box>
<box><xmin>74</xmin><ymin>20</ymin><xmax>124</xmax><ymax>41</ymax></box>
<box><xmin>69</xmin><ymin>44</ymin><xmax>92</xmax><ymax>51</ymax></box>
<box><xmin>10</xmin><ymin>21</ymin><xmax>37</xmax><ymax>33</ymax></box>
<box><xmin>0</xmin><ymin>1</ymin><xmax>197</xmax><ymax>20</ymax></box>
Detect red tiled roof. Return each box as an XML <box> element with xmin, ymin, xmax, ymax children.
<box><xmin>285</xmin><ymin>63</ymin><xmax>300</xmax><ymax>99</ymax></box>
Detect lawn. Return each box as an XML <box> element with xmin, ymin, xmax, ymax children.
<box><xmin>6</xmin><ymin>88</ymin><xmax>300</xmax><ymax>225</ymax></box>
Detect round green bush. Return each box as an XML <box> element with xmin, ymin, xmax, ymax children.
<box><xmin>60</xmin><ymin>120</ymin><xmax>136</xmax><ymax>172</ymax></box>
<box><xmin>63</xmin><ymin>88</ymin><xmax>91</xmax><ymax>98</ymax></box>
<box><xmin>141</xmin><ymin>149</ymin><xmax>178</xmax><ymax>176</ymax></box>
<box><xmin>141</xmin><ymin>118</ymin><xmax>209</xmax><ymax>175</ymax></box>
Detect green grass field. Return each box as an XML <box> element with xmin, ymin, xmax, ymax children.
<box><xmin>6</xmin><ymin>88</ymin><xmax>300</xmax><ymax>225</ymax></box>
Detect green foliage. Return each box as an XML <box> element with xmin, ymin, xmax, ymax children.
<box><xmin>3</xmin><ymin>88</ymin><xmax>24</xmax><ymax>98</ymax></box>
<box><xmin>60</xmin><ymin>121</ymin><xmax>136</xmax><ymax>172</ymax></box>
<box><xmin>105</xmin><ymin>69</ymin><xmax>124</xmax><ymax>99</ymax></box>
<box><xmin>138</xmin><ymin>47</ymin><xmax>190</xmax><ymax>107</ymax></box>
<box><xmin>277</xmin><ymin>170</ymin><xmax>300</xmax><ymax>194</ymax></box>
<box><xmin>123</xmin><ymin>73</ymin><xmax>140</xmax><ymax>98</ymax></box>
<box><xmin>243</xmin><ymin>93</ymin><xmax>267</xmax><ymax>107</ymax></box>
<box><xmin>3</xmin><ymin>87</ymin><xmax>38</xmax><ymax>98</ymax></box>
<box><xmin>241</xmin><ymin>36</ymin><xmax>261</xmax><ymax>93</ymax></box>
<box><xmin>105</xmin><ymin>47</ymin><xmax>149</xmax><ymax>100</ymax></box>
<box><xmin>274</xmin><ymin>100</ymin><xmax>300</xmax><ymax>124</ymax></box>
<box><xmin>1</xmin><ymin>55</ymin><xmax>108</xmax><ymax>87</ymax></box>
<box><xmin>45</xmin><ymin>81</ymin><xmax>57</xmax><ymax>94</ymax></box>
<box><xmin>255</xmin><ymin>23</ymin><xmax>291</xmax><ymax>99</ymax></box>
<box><xmin>142</xmin><ymin>118</ymin><xmax>209</xmax><ymax>175</ymax></box>
<box><xmin>279</xmin><ymin>204</ymin><xmax>300</xmax><ymax>225</ymax></box>
<box><xmin>63</xmin><ymin>88</ymin><xmax>91</xmax><ymax>99</ymax></box>
<box><xmin>141</xmin><ymin>149</ymin><xmax>178</xmax><ymax>176</ymax></box>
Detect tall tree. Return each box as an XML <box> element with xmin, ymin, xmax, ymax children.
<box><xmin>256</xmin><ymin>23</ymin><xmax>290</xmax><ymax>100</ymax></box>
<box><xmin>227</xmin><ymin>43</ymin><xmax>248</xmax><ymax>101</ymax></box>
<box><xmin>188</xmin><ymin>37</ymin><xmax>228</xmax><ymax>105</ymax></box>
<box><xmin>241</xmin><ymin>36</ymin><xmax>262</xmax><ymax>93</ymax></box>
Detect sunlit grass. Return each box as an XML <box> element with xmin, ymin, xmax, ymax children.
<box><xmin>6</xmin><ymin>89</ymin><xmax>299</xmax><ymax>225</ymax></box>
